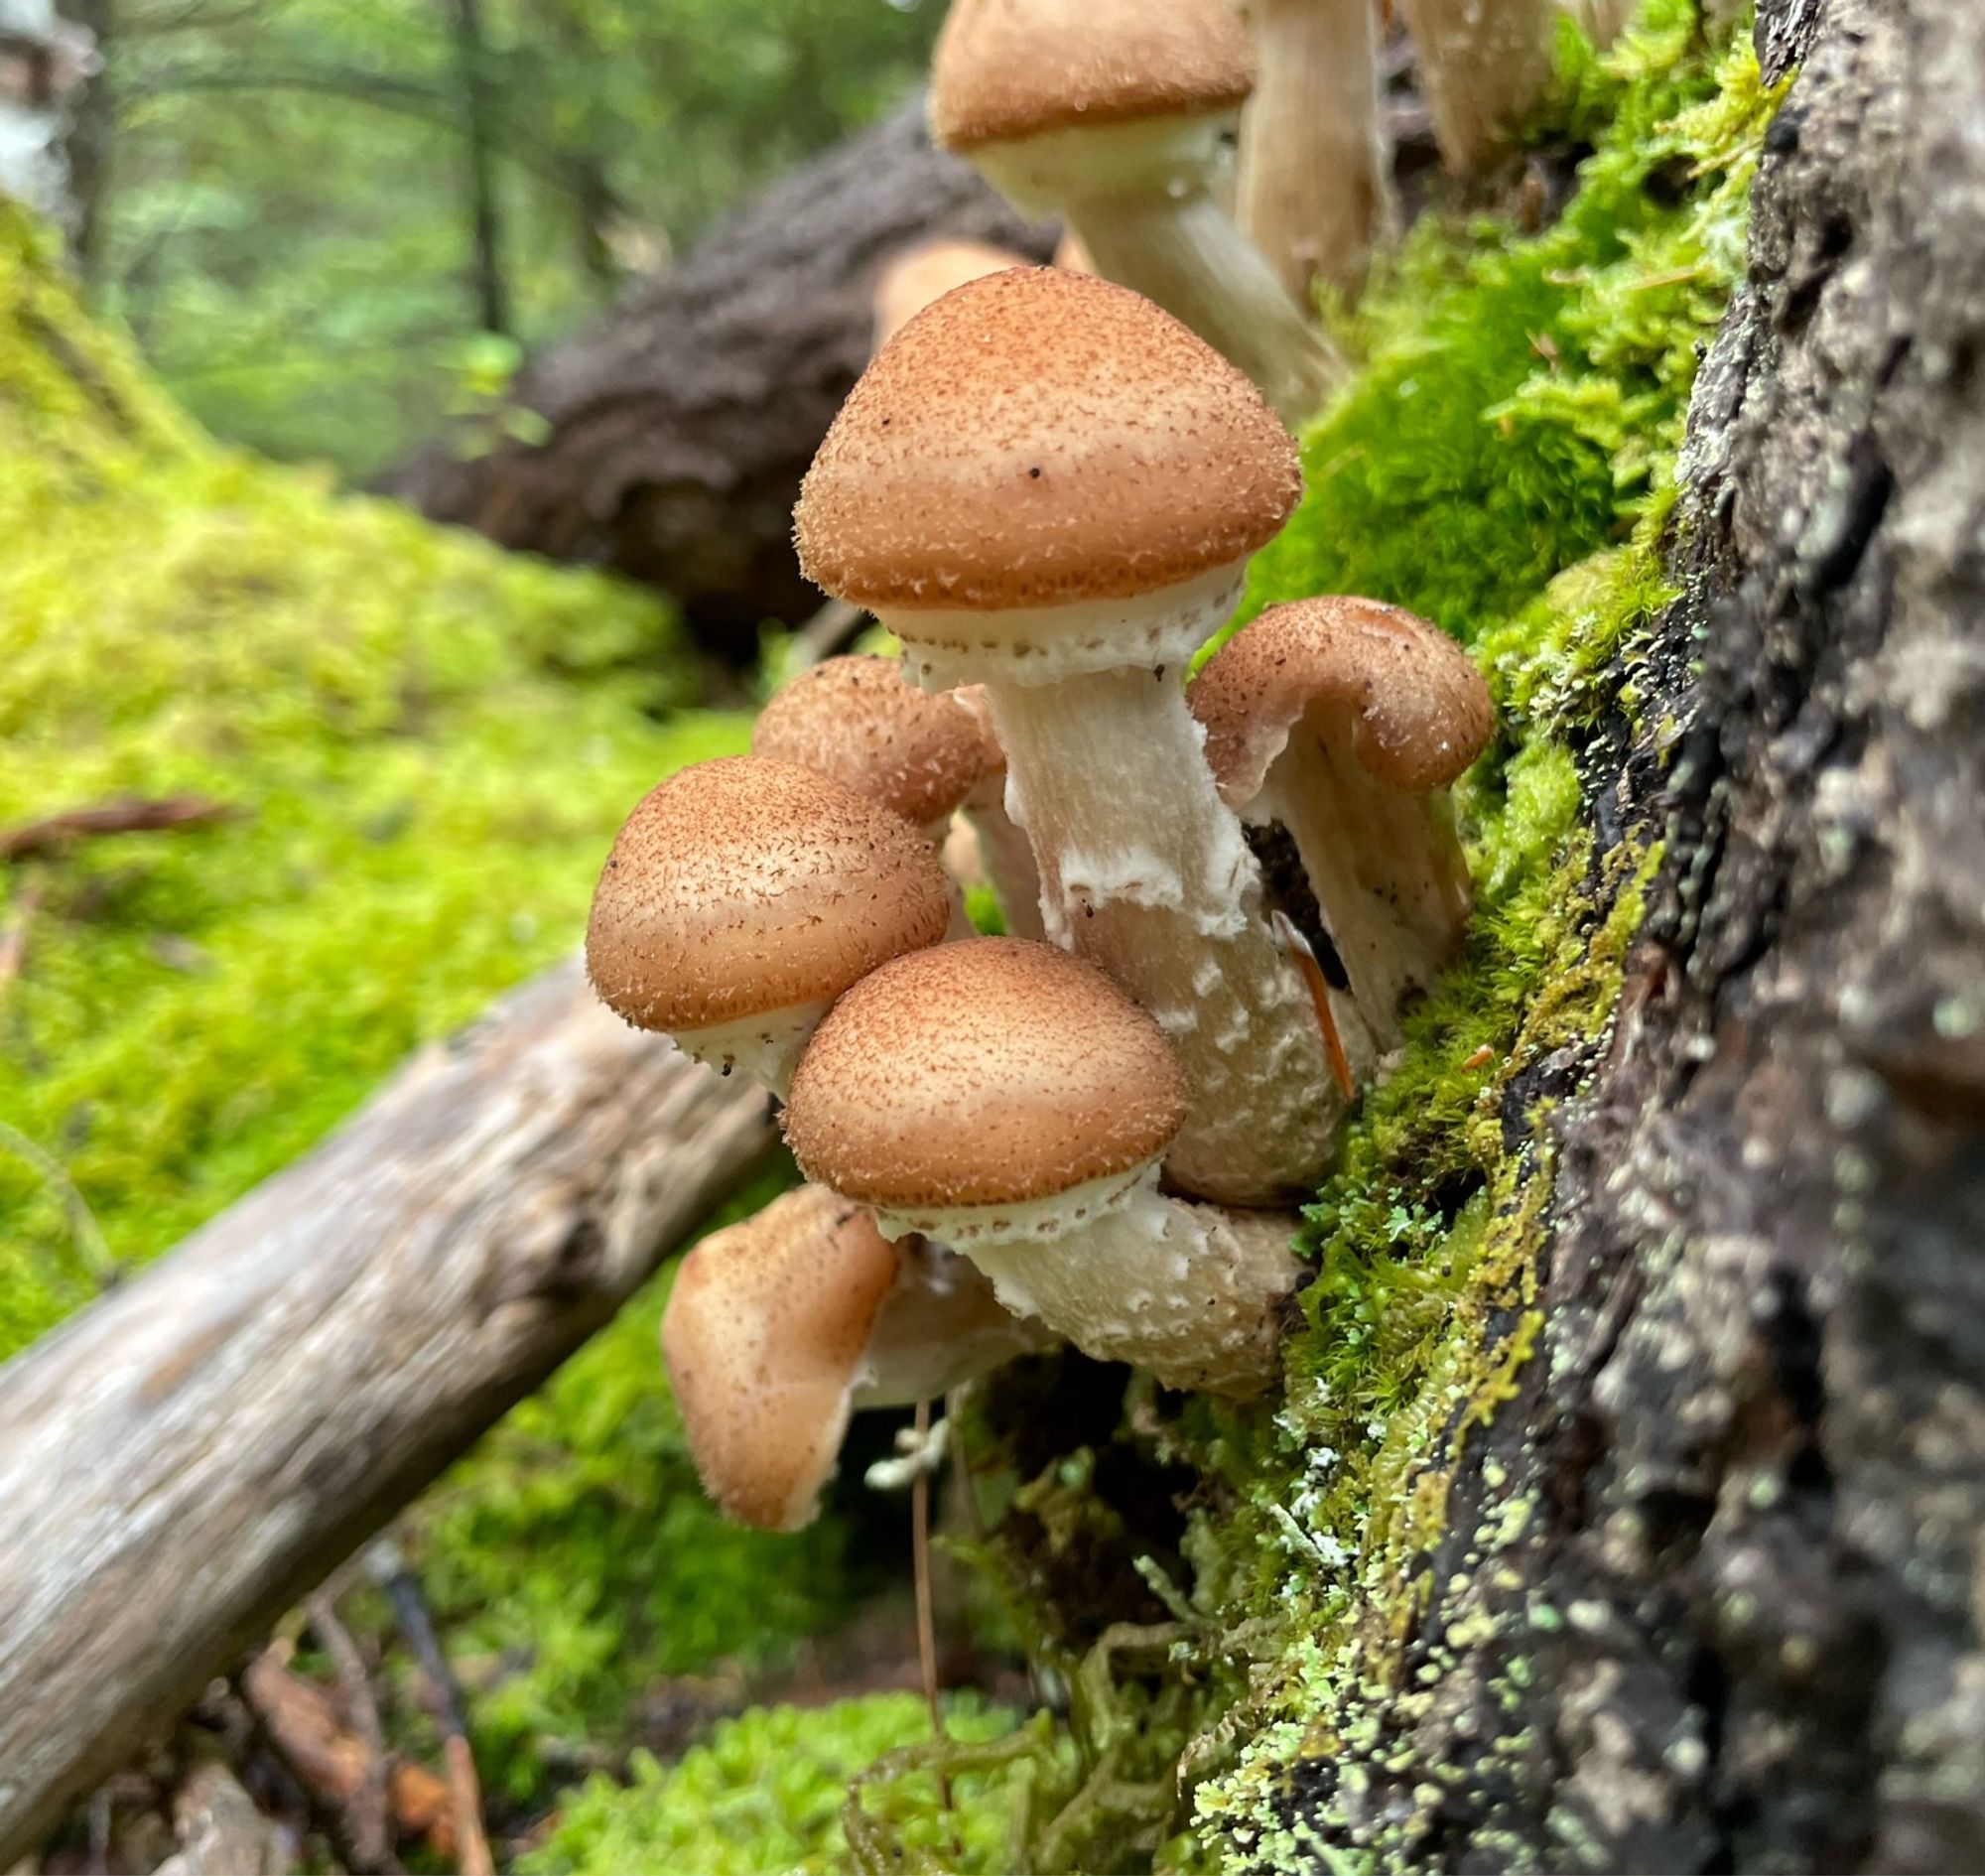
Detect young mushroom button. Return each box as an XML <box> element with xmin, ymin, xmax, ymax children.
<box><xmin>1189</xmin><ymin>597</ymin><xmax>1496</xmax><ymax>1056</ymax></box>
<box><xmin>929</xmin><ymin>0</ymin><xmax>1339</xmax><ymax>421</ymax></box>
<box><xmin>783</xmin><ymin>939</ymin><xmax>1305</xmax><ymax>1398</ymax></box>
<box><xmin>794</xmin><ymin>268</ymin><xmax>1345</xmax><ymax>1207</ymax></box>
<box><xmin>584</xmin><ymin>755</ymin><xmax>952</xmax><ymax>1095</ymax></box>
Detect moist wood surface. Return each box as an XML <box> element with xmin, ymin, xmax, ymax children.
<box><xmin>0</xmin><ymin>959</ymin><xmax>776</xmax><ymax>1865</ymax></box>
<box><xmin>1257</xmin><ymin>1</ymin><xmax>1985</xmax><ymax>1865</ymax></box>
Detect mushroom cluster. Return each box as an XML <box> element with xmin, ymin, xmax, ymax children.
<box><xmin>585</xmin><ymin>265</ymin><xmax>1494</xmax><ymax>1531</ymax></box>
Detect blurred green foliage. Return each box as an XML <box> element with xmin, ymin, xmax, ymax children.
<box><xmin>83</xmin><ymin>0</ymin><xmax>945</xmax><ymax>474</ymax></box>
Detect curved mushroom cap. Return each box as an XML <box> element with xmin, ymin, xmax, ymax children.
<box><xmin>586</xmin><ymin>756</ymin><xmax>952</xmax><ymax>1033</ymax></box>
<box><xmin>751</xmin><ymin>657</ymin><xmax>991</xmax><ymax>829</ymax></box>
<box><xmin>794</xmin><ymin>267</ymin><xmax>1299</xmax><ymax>613</ymax></box>
<box><xmin>1191</xmin><ymin>598</ymin><xmax>1496</xmax><ymax>807</ymax></box>
<box><xmin>662</xmin><ymin>1185</ymin><xmax>900</xmax><ymax>1532</ymax></box>
<box><xmin>873</xmin><ymin>237</ymin><xmax>1029</xmax><ymax>347</ymax></box>
<box><xmin>931</xmin><ymin>0</ymin><xmax>1255</xmax><ymax>152</ymax></box>
<box><xmin>784</xmin><ymin>937</ymin><xmax>1188</xmax><ymax>1210</ymax></box>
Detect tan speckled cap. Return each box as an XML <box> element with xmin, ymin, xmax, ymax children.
<box><xmin>751</xmin><ymin>657</ymin><xmax>992</xmax><ymax>828</ymax></box>
<box><xmin>872</xmin><ymin>237</ymin><xmax>1028</xmax><ymax>348</ymax></box>
<box><xmin>1191</xmin><ymin>598</ymin><xmax>1495</xmax><ymax>806</ymax></box>
<box><xmin>931</xmin><ymin>0</ymin><xmax>1255</xmax><ymax>152</ymax></box>
<box><xmin>783</xmin><ymin>937</ymin><xmax>1187</xmax><ymax>1210</ymax></box>
<box><xmin>794</xmin><ymin>268</ymin><xmax>1299</xmax><ymax>612</ymax></box>
<box><xmin>661</xmin><ymin>1185</ymin><xmax>900</xmax><ymax>1532</ymax></box>
<box><xmin>586</xmin><ymin>756</ymin><xmax>952</xmax><ymax>1033</ymax></box>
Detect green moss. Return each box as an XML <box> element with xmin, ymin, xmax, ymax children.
<box><xmin>522</xmin><ymin>1693</ymin><xmax>1029</xmax><ymax>1876</ymax></box>
<box><xmin>412</xmin><ymin>1169</ymin><xmax>860</xmax><ymax>1805</ymax></box>
<box><xmin>0</xmin><ymin>202</ymin><xmax>720</xmax><ymax>1358</ymax></box>
<box><xmin>0</xmin><ymin>205</ymin><xmax>854</xmax><ymax>1804</ymax></box>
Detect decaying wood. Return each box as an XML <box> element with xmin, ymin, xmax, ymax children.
<box><xmin>0</xmin><ymin>957</ymin><xmax>778</xmax><ymax>1865</ymax></box>
<box><xmin>1256</xmin><ymin>0</ymin><xmax>1985</xmax><ymax>1866</ymax></box>
<box><xmin>388</xmin><ymin>96</ymin><xmax>1053</xmax><ymax>662</ymax></box>
<box><xmin>0</xmin><ymin>793</ymin><xmax>242</xmax><ymax>862</ymax></box>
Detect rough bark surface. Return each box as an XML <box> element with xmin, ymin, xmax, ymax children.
<box><xmin>1264</xmin><ymin>0</ymin><xmax>1985</xmax><ymax>1867</ymax></box>
<box><xmin>388</xmin><ymin>98</ymin><xmax>1052</xmax><ymax>661</ymax></box>
<box><xmin>0</xmin><ymin>959</ymin><xmax>776</xmax><ymax>1866</ymax></box>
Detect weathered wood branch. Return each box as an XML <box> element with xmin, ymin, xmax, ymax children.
<box><xmin>0</xmin><ymin>957</ymin><xmax>777</xmax><ymax>1865</ymax></box>
<box><xmin>386</xmin><ymin>96</ymin><xmax>1054</xmax><ymax>662</ymax></box>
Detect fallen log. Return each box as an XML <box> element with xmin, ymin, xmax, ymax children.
<box><xmin>385</xmin><ymin>96</ymin><xmax>1054</xmax><ymax>663</ymax></box>
<box><xmin>0</xmin><ymin>956</ymin><xmax>778</xmax><ymax>1865</ymax></box>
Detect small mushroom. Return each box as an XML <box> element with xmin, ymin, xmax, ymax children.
<box><xmin>662</xmin><ymin>1185</ymin><xmax>1044</xmax><ymax>1532</ymax></box>
<box><xmin>784</xmin><ymin>939</ymin><xmax>1305</xmax><ymax>1398</ymax></box>
<box><xmin>585</xmin><ymin>755</ymin><xmax>951</xmax><ymax>1093</ymax></box>
<box><xmin>872</xmin><ymin>237</ymin><xmax>1030</xmax><ymax>348</ymax></box>
<box><xmin>1189</xmin><ymin>597</ymin><xmax>1495</xmax><ymax>1052</ymax></box>
<box><xmin>1234</xmin><ymin>0</ymin><xmax>1393</xmax><ymax>304</ymax></box>
<box><xmin>1399</xmin><ymin>0</ymin><xmax>1561</xmax><ymax>176</ymax></box>
<box><xmin>795</xmin><ymin>268</ymin><xmax>1345</xmax><ymax>1206</ymax></box>
<box><xmin>751</xmin><ymin>655</ymin><xmax>1044</xmax><ymax>940</ymax></box>
<box><xmin>929</xmin><ymin>0</ymin><xmax>1339</xmax><ymax>421</ymax></box>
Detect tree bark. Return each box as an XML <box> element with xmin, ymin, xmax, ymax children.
<box><xmin>1257</xmin><ymin>0</ymin><xmax>1985</xmax><ymax>1866</ymax></box>
<box><xmin>0</xmin><ymin>958</ymin><xmax>777</xmax><ymax>1867</ymax></box>
<box><xmin>385</xmin><ymin>97</ymin><xmax>1053</xmax><ymax>663</ymax></box>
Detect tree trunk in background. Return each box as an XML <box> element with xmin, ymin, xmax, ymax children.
<box><xmin>386</xmin><ymin>96</ymin><xmax>1053</xmax><ymax>663</ymax></box>
<box><xmin>1255</xmin><ymin>0</ymin><xmax>1985</xmax><ymax>1866</ymax></box>
<box><xmin>445</xmin><ymin>0</ymin><xmax>508</xmax><ymax>336</ymax></box>
<box><xmin>0</xmin><ymin>0</ymin><xmax>90</xmax><ymax>228</ymax></box>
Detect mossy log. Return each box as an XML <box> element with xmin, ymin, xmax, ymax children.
<box><xmin>1231</xmin><ymin>0</ymin><xmax>1985</xmax><ymax>1866</ymax></box>
<box><xmin>0</xmin><ymin>960</ymin><xmax>776</xmax><ymax>1866</ymax></box>
<box><xmin>387</xmin><ymin>98</ymin><xmax>1052</xmax><ymax>663</ymax></box>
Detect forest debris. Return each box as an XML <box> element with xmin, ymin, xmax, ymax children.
<box><xmin>0</xmin><ymin>879</ymin><xmax>45</xmax><ymax>984</ymax></box>
<box><xmin>238</xmin><ymin>1650</ymin><xmax>456</xmax><ymax>1861</ymax></box>
<box><xmin>153</xmin><ymin>1764</ymin><xmax>290</xmax><ymax>1876</ymax></box>
<box><xmin>0</xmin><ymin>796</ymin><xmax>243</xmax><ymax>864</ymax></box>
<box><xmin>305</xmin><ymin>1595</ymin><xmax>396</xmax><ymax>1874</ymax></box>
<box><xmin>366</xmin><ymin>1543</ymin><xmax>493</xmax><ymax>1876</ymax></box>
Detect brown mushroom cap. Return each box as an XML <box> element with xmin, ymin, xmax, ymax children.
<box><xmin>872</xmin><ymin>237</ymin><xmax>1029</xmax><ymax>348</ymax></box>
<box><xmin>931</xmin><ymin>0</ymin><xmax>1255</xmax><ymax>152</ymax></box>
<box><xmin>751</xmin><ymin>657</ymin><xmax>991</xmax><ymax>829</ymax></box>
<box><xmin>586</xmin><ymin>755</ymin><xmax>952</xmax><ymax>1032</ymax></box>
<box><xmin>661</xmin><ymin>1185</ymin><xmax>900</xmax><ymax>1532</ymax></box>
<box><xmin>793</xmin><ymin>267</ymin><xmax>1300</xmax><ymax>612</ymax></box>
<box><xmin>1191</xmin><ymin>598</ymin><xmax>1496</xmax><ymax>806</ymax></box>
<box><xmin>784</xmin><ymin>937</ymin><xmax>1187</xmax><ymax>1210</ymax></box>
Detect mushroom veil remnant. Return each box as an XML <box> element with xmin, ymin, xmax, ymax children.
<box><xmin>793</xmin><ymin>268</ymin><xmax>1347</xmax><ymax>1206</ymax></box>
<box><xmin>1191</xmin><ymin>597</ymin><xmax>1495</xmax><ymax>1053</ymax></box>
<box><xmin>929</xmin><ymin>0</ymin><xmax>1339</xmax><ymax>420</ymax></box>
<box><xmin>784</xmin><ymin>940</ymin><xmax>1304</xmax><ymax>1397</ymax></box>
<box><xmin>585</xmin><ymin>755</ymin><xmax>952</xmax><ymax>1093</ymax></box>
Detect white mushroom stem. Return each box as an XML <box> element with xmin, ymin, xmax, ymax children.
<box><xmin>1399</xmin><ymin>0</ymin><xmax>1561</xmax><ymax>176</ymax></box>
<box><xmin>1249</xmin><ymin>715</ymin><xmax>1473</xmax><ymax>1051</ymax></box>
<box><xmin>855</xmin><ymin>1237</ymin><xmax>1053</xmax><ymax>1408</ymax></box>
<box><xmin>1560</xmin><ymin>0</ymin><xmax>1635</xmax><ymax>47</ymax></box>
<box><xmin>971</xmin><ymin>115</ymin><xmax>1341</xmax><ymax>422</ymax></box>
<box><xmin>960</xmin><ymin>773</ymin><xmax>1046</xmax><ymax>940</ymax></box>
<box><xmin>1236</xmin><ymin>0</ymin><xmax>1393</xmax><ymax>304</ymax></box>
<box><xmin>897</xmin><ymin>583</ymin><xmax>1341</xmax><ymax>1208</ymax></box>
<box><xmin>868</xmin><ymin>1168</ymin><xmax>1301</xmax><ymax>1399</ymax></box>
<box><xmin>674</xmin><ymin>1001</ymin><xmax>831</xmax><ymax>1099</ymax></box>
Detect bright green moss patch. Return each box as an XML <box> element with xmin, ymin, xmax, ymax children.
<box><xmin>523</xmin><ymin>1693</ymin><xmax>1028</xmax><ymax>1876</ymax></box>
<box><xmin>0</xmin><ymin>203</ymin><xmax>726</xmax><ymax>1359</ymax></box>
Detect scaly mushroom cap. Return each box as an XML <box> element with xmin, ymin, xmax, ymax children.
<box><xmin>662</xmin><ymin>1186</ymin><xmax>901</xmax><ymax>1532</ymax></box>
<box><xmin>586</xmin><ymin>756</ymin><xmax>951</xmax><ymax>1032</ymax></box>
<box><xmin>794</xmin><ymin>267</ymin><xmax>1299</xmax><ymax>612</ymax></box>
<box><xmin>784</xmin><ymin>937</ymin><xmax>1187</xmax><ymax>1210</ymax></box>
<box><xmin>1191</xmin><ymin>598</ymin><xmax>1496</xmax><ymax>807</ymax></box>
<box><xmin>751</xmin><ymin>657</ymin><xmax>991</xmax><ymax>829</ymax></box>
<box><xmin>872</xmin><ymin>237</ymin><xmax>1028</xmax><ymax>347</ymax></box>
<box><xmin>931</xmin><ymin>0</ymin><xmax>1255</xmax><ymax>152</ymax></box>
